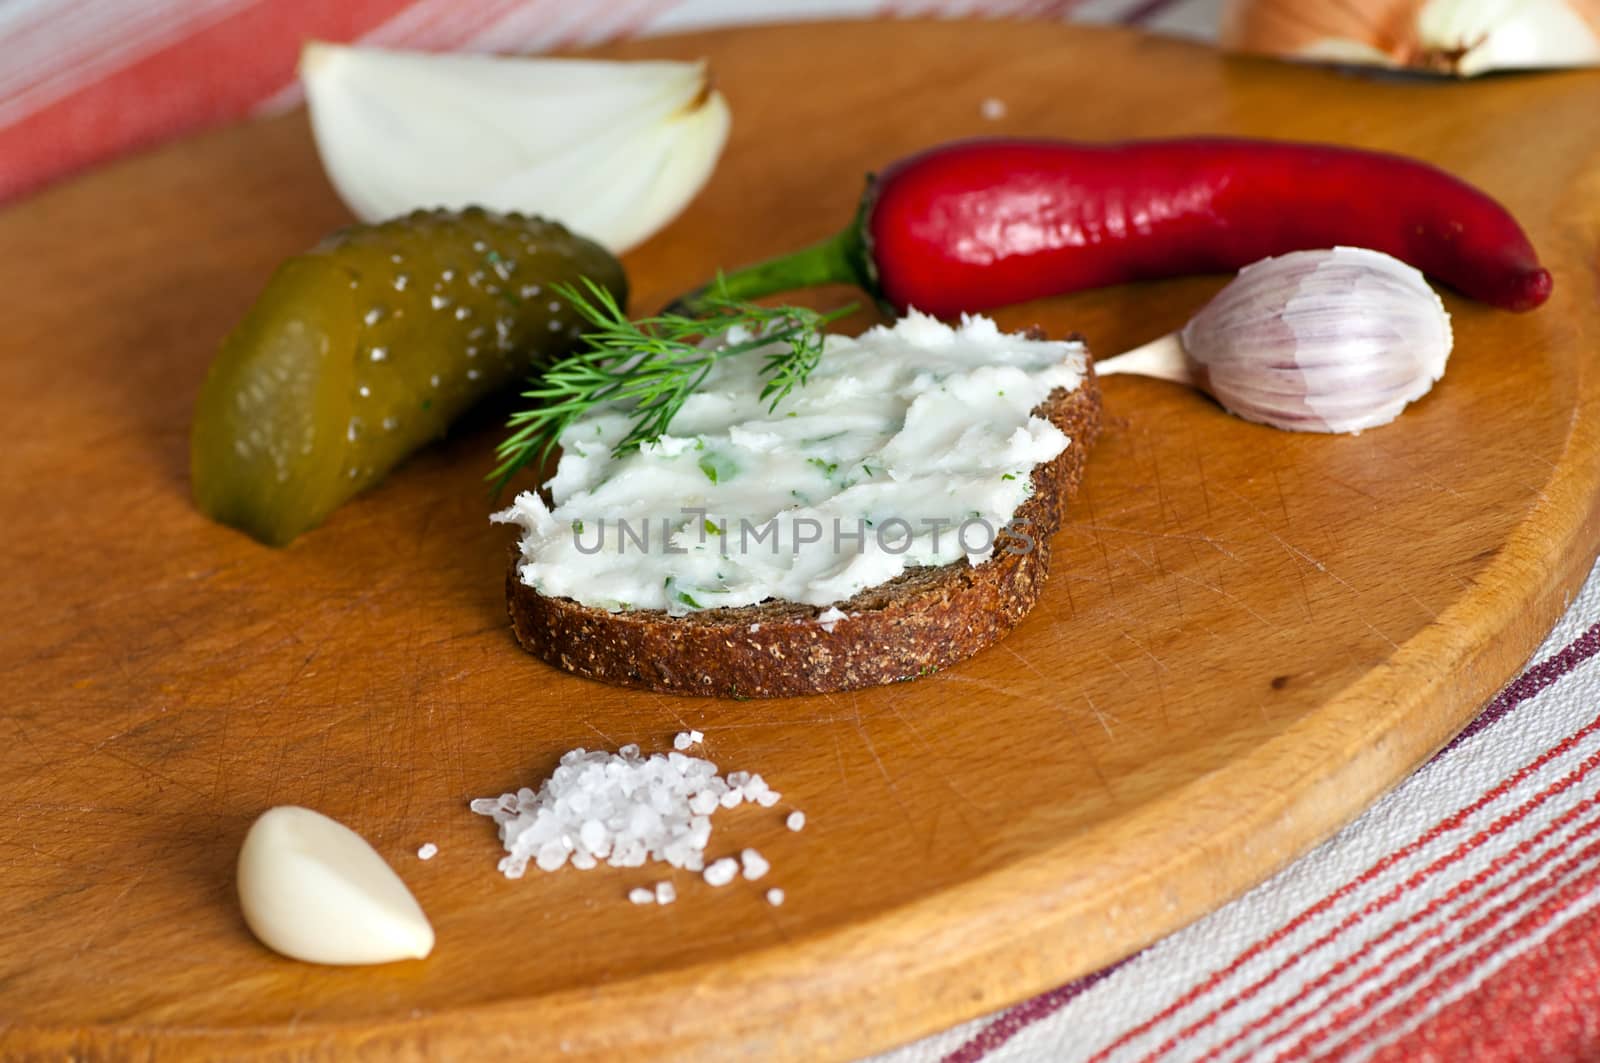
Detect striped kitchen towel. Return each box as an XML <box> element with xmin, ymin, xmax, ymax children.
<box><xmin>872</xmin><ymin>558</ymin><xmax>1600</xmax><ymax>1062</ymax></box>
<box><xmin>0</xmin><ymin>0</ymin><xmax>1217</xmax><ymax>204</ymax></box>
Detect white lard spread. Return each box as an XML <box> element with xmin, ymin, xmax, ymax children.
<box><xmin>493</xmin><ymin>311</ymin><xmax>1087</xmax><ymax>616</ymax></box>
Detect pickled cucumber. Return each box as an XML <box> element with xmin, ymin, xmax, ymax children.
<box><xmin>190</xmin><ymin>207</ymin><xmax>626</xmax><ymax>546</ymax></box>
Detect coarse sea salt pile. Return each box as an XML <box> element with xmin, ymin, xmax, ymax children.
<box><xmin>470</xmin><ymin>736</ymin><xmax>784</xmax><ymax>881</ymax></box>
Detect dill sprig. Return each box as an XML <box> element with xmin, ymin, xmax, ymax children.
<box><xmin>490</xmin><ymin>278</ymin><xmax>852</xmax><ymax>490</ymax></box>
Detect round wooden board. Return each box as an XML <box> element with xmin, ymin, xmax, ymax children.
<box><xmin>4</xmin><ymin>18</ymin><xmax>1600</xmax><ymax>1063</ymax></box>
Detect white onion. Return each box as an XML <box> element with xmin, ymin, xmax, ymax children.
<box><xmin>1223</xmin><ymin>0</ymin><xmax>1600</xmax><ymax>76</ymax></box>
<box><xmin>300</xmin><ymin>42</ymin><xmax>731</xmax><ymax>253</ymax></box>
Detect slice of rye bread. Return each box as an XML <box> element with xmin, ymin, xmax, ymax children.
<box><xmin>505</xmin><ymin>356</ymin><xmax>1102</xmax><ymax>698</ymax></box>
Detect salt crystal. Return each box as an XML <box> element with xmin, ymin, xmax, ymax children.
<box><xmin>628</xmin><ymin>887</ymin><xmax>655</xmax><ymax>905</ymax></box>
<box><xmin>786</xmin><ymin>811</ymin><xmax>807</xmax><ymax>832</ymax></box>
<box><xmin>703</xmin><ymin>857</ymin><xmax>739</xmax><ymax>887</ymax></box>
<box><xmin>740</xmin><ymin>848</ymin><xmax>770</xmax><ymax>881</ymax></box>
<box><xmin>673</xmin><ymin>732</ymin><xmax>693</xmax><ymax>751</ymax></box>
<box><xmin>655</xmin><ymin>881</ymin><xmax>676</xmax><ymax>905</ymax></box>
<box><xmin>471</xmin><ymin>743</ymin><xmax>785</xmax><ymax>884</ymax></box>
<box><xmin>738</xmin><ymin>773</ymin><xmax>781</xmax><ymax>807</ymax></box>
<box><xmin>766</xmin><ymin>888</ymin><xmax>785</xmax><ymax>907</ymax></box>
<box><xmin>687</xmin><ymin>818</ymin><xmax>712</xmax><ymax>848</ymax></box>
<box><xmin>416</xmin><ymin>842</ymin><xmax>438</xmax><ymax>860</ymax></box>
<box><xmin>817</xmin><ymin>606</ymin><xmax>847</xmax><ymax>633</ymax></box>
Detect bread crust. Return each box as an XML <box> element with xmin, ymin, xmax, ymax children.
<box><xmin>505</xmin><ymin>360</ymin><xmax>1101</xmax><ymax>698</ymax></box>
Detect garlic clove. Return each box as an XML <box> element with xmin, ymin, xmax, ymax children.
<box><xmin>1098</xmin><ymin>247</ymin><xmax>1452</xmax><ymax>434</ymax></box>
<box><xmin>300</xmin><ymin>42</ymin><xmax>730</xmax><ymax>253</ymax></box>
<box><xmin>1182</xmin><ymin>247</ymin><xmax>1452</xmax><ymax>433</ymax></box>
<box><xmin>1221</xmin><ymin>0</ymin><xmax>1600</xmax><ymax>76</ymax></box>
<box><xmin>237</xmin><ymin>806</ymin><xmax>435</xmax><ymax>965</ymax></box>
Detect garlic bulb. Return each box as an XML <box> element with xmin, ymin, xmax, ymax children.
<box><xmin>1221</xmin><ymin>0</ymin><xmax>1600</xmax><ymax>76</ymax></box>
<box><xmin>1096</xmin><ymin>247</ymin><xmax>1452</xmax><ymax>434</ymax></box>
<box><xmin>300</xmin><ymin>42</ymin><xmax>731</xmax><ymax>254</ymax></box>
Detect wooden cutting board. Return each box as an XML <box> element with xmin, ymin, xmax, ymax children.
<box><xmin>5</xmin><ymin>18</ymin><xmax>1600</xmax><ymax>1062</ymax></box>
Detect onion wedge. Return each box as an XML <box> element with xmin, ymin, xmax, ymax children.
<box><xmin>300</xmin><ymin>42</ymin><xmax>731</xmax><ymax>253</ymax></box>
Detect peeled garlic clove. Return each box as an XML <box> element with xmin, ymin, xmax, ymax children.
<box><xmin>237</xmin><ymin>806</ymin><xmax>434</xmax><ymax>965</ymax></box>
<box><xmin>1222</xmin><ymin>0</ymin><xmax>1600</xmax><ymax>76</ymax></box>
<box><xmin>300</xmin><ymin>42</ymin><xmax>731</xmax><ymax>254</ymax></box>
<box><xmin>1180</xmin><ymin>246</ymin><xmax>1453</xmax><ymax>433</ymax></box>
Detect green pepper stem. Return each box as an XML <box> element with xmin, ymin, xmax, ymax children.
<box><xmin>664</xmin><ymin>226</ymin><xmax>867</xmax><ymax>316</ymax></box>
<box><xmin>664</xmin><ymin>184</ymin><xmax>881</xmax><ymax>316</ymax></box>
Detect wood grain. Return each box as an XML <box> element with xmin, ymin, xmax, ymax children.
<box><xmin>3</xmin><ymin>18</ymin><xmax>1600</xmax><ymax>1062</ymax></box>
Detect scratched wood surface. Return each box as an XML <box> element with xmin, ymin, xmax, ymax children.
<box><xmin>4</xmin><ymin>19</ymin><xmax>1600</xmax><ymax>1062</ymax></box>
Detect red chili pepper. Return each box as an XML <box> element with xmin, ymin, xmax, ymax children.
<box><xmin>676</xmin><ymin>137</ymin><xmax>1550</xmax><ymax>316</ymax></box>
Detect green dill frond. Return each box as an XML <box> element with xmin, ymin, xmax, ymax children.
<box><xmin>490</xmin><ymin>278</ymin><xmax>852</xmax><ymax>491</ymax></box>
